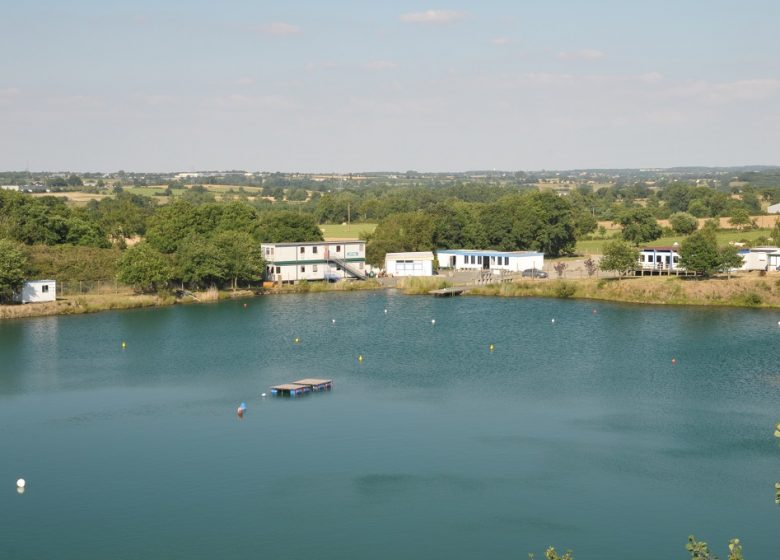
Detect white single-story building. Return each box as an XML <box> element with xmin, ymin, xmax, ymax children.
<box><xmin>638</xmin><ymin>246</ymin><xmax>682</xmax><ymax>271</ymax></box>
<box><xmin>13</xmin><ymin>280</ymin><xmax>56</xmax><ymax>303</ymax></box>
<box><xmin>262</xmin><ymin>240</ymin><xmax>367</xmax><ymax>283</ymax></box>
<box><xmin>767</xmin><ymin>203</ymin><xmax>780</xmax><ymax>214</ymax></box>
<box><xmin>436</xmin><ymin>249</ymin><xmax>544</xmax><ymax>272</ymax></box>
<box><xmin>384</xmin><ymin>251</ymin><xmax>434</xmax><ymax>277</ymax></box>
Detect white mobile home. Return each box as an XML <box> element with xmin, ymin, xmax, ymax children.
<box><xmin>384</xmin><ymin>251</ymin><xmax>434</xmax><ymax>277</ymax></box>
<box><xmin>262</xmin><ymin>240</ymin><xmax>367</xmax><ymax>283</ymax></box>
<box><xmin>638</xmin><ymin>246</ymin><xmax>682</xmax><ymax>271</ymax></box>
<box><xmin>13</xmin><ymin>280</ymin><xmax>56</xmax><ymax>303</ymax></box>
<box><xmin>437</xmin><ymin>249</ymin><xmax>544</xmax><ymax>272</ymax></box>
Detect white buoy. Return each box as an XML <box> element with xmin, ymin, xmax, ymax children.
<box><xmin>261</xmin><ymin>393</ymin><xmax>267</xmax><ymax>398</ymax></box>
<box><xmin>551</xmin><ymin>318</ymin><xmax>555</xmax><ymax>324</ymax></box>
<box><xmin>332</xmin><ymin>319</ymin><xmax>336</xmax><ymax>324</ymax></box>
<box><xmin>384</xmin><ymin>309</ymin><xmax>388</xmax><ymax>314</ymax></box>
<box><xmin>16</xmin><ymin>478</ymin><xmax>25</xmax><ymax>489</ymax></box>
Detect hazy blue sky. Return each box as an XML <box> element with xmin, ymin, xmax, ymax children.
<box><xmin>1</xmin><ymin>0</ymin><xmax>778</xmax><ymax>172</ymax></box>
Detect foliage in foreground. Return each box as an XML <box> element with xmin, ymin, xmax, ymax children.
<box><xmin>0</xmin><ymin>239</ymin><xmax>28</xmax><ymax>302</ymax></box>
<box><xmin>529</xmin><ymin>536</ymin><xmax>745</xmax><ymax>560</ymax></box>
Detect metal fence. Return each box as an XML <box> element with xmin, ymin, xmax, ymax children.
<box><xmin>56</xmin><ymin>280</ymin><xmax>131</xmax><ymax>296</ymax></box>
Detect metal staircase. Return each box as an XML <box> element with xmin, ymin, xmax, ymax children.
<box><xmin>324</xmin><ymin>251</ymin><xmax>368</xmax><ymax>280</ymax></box>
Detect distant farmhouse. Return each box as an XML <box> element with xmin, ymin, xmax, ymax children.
<box><xmin>768</xmin><ymin>202</ymin><xmax>780</xmax><ymax>214</ymax></box>
<box><xmin>262</xmin><ymin>240</ymin><xmax>367</xmax><ymax>284</ymax></box>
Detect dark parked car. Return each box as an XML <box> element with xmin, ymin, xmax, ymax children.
<box><xmin>521</xmin><ymin>268</ymin><xmax>548</xmax><ymax>278</ymax></box>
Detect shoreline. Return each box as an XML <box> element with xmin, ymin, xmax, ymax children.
<box><xmin>0</xmin><ymin>280</ymin><xmax>384</xmax><ymax>321</ymax></box>
<box><xmin>3</xmin><ymin>275</ymin><xmax>780</xmax><ymax>321</ymax></box>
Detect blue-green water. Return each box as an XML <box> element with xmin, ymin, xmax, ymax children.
<box><xmin>1</xmin><ymin>292</ymin><xmax>778</xmax><ymax>559</ymax></box>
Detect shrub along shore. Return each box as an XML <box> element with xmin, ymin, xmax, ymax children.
<box><xmin>3</xmin><ymin>274</ymin><xmax>780</xmax><ymax>321</ymax></box>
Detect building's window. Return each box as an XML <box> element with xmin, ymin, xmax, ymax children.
<box><xmin>265</xmin><ymin>248</ymin><xmax>270</xmax><ymax>256</ymax></box>
<box><xmin>300</xmin><ymin>247</ymin><xmax>305</xmax><ymax>254</ymax></box>
<box><xmin>336</xmin><ymin>245</ymin><xmax>341</xmax><ymax>252</ymax></box>
<box><xmin>336</xmin><ymin>265</ymin><xmax>341</xmax><ymax>271</ymax></box>
<box><xmin>275</xmin><ymin>266</ymin><xmax>281</xmax><ymax>273</ymax></box>
<box><xmin>313</xmin><ymin>265</ymin><xmax>318</xmax><ymax>272</ymax></box>
<box><xmin>42</xmin><ymin>285</ymin><xmax>49</xmax><ymax>293</ymax></box>
<box><xmin>300</xmin><ymin>266</ymin><xmax>306</xmax><ymax>273</ymax></box>
<box><xmin>312</xmin><ymin>246</ymin><xmax>318</xmax><ymax>254</ymax></box>
<box><xmin>477</xmin><ymin>256</ymin><xmax>482</xmax><ymax>264</ymax></box>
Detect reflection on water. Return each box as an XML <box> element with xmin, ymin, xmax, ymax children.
<box><xmin>1</xmin><ymin>293</ymin><xmax>779</xmax><ymax>560</ymax></box>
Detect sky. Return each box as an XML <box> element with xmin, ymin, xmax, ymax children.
<box><xmin>1</xmin><ymin>0</ymin><xmax>779</xmax><ymax>172</ymax></box>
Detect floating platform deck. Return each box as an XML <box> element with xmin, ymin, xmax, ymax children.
<box><xmin>292</xmin><ymin>378</ymin><xmax>333</xmax><ymax>391</ymax></box>
<box><xmin>271</xmin><ymin>378</ymin><xmax>333</xmax><ymax>397</ymax></box>
<box><xmin>429</xmin><ymin>287</ymin><xmax>468</xmax><ymax>297</ymax></box>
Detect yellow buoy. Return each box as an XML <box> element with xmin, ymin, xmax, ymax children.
<box><xmin>489</xmin><ymin>344</ymin><xmax>494</xmax><ymax>352</ymax></box>
<box><xmin>121</xmin><ymin>341</ymin><xmax>126</xmax><ymax>349</ymax></box>
<box><xmin>358</xmin><ymin>355</ymin><xmax>364</xmax><ymax>363</ymax></box>
<box><xmin>294</xmin><ymin>337</ymin><xmax>300</xmax><ymax>344</ymax></box>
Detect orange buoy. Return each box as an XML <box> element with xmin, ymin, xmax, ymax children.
<box><xmin>671</xmin><ymin>358</ymin><xmax>677</xmax><ymax>365</ymax></box>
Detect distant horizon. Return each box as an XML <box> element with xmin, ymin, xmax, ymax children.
<box><xmin>2</xmin><ymin>1</ymin><xmax>778</xmax><ymax>171</ymax></box>
<box><xmin>3</xmin><ymin>164</ymin><xmax>780</xmax><ymax>176</ymax></box>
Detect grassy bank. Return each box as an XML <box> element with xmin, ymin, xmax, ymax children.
<box><xmin>0</xmin><ymin>288</ymin><xmax>256</xmax><ymax>321</ymax></box>
<box><xmin>273</xmin><ymin>279</ymin><xmax>382</xmax><ymax>294</ymax></box>
<box><xmin>396</xmin><ymin>276</ymin><xmax>452</xmax><ymax>295</ymax></box>
<box><xmin>469</xmin><ymin>275</ymin><xmax>780</xmax><ymax>308</ymax></box>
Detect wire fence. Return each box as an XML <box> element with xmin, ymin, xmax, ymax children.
<box><xmin>56</xmin><ymin>280</ymin><xmax>132</xmax><ymax>296</ymax></box>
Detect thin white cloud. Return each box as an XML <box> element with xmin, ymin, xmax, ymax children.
<box><xmin>490</xmin><ymin>37</ymin><xmax>514</xmax><ymax>46</ymax></box>
<box><xmin>363</xmin><ymin>60</ymin><xmax>399</xmax><ymax>71</ymax></box>
<box><xmin>235</xmin><ymin>77</ymin><xmax>256</xmax><ymax>86</ymax></box>
<box><xmin>399</xmin><ymin>10</ymin><xmax>466</xmax><ymax>24</ymax></box>
<box><xmin>251</xmin><ymin>22</ymin><xmax>301</xmax><ymax>37</ymax></box>
<box><xmin>557</xmin><ymin>49</ymin><xmax>605</xmax><ymax>61</ymax></box>
<box><xmin>671</xmin><ymin>79</ymin><xmax>780</xmax><ymax>103</ymax></box>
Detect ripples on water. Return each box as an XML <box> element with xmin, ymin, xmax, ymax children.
<box><xmin>1</xmin><ymin>292</ymin><xmax>778</xmax><ymax>559</ymax></box>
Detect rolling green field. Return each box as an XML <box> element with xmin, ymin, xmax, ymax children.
<box><xmin>576</xmin><ymin>228</ymin><xmax>773</xmax><ymax>255</ymax></box>
<box><xmin>320</xmin><ymin>223</ymin><xmax>377</xmax><ymax>240</ymax></box>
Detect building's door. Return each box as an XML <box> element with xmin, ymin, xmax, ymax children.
<box><xmin>483</xmin><ymin>257</ymin><xmax>490</xmax><ymax>270</ymax></box>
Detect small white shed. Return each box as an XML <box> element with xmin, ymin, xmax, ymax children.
<box><xmin>384</xmin><ymin>251</ymin><xmax>434</xmax><ymax>276</ymax></box>
<box><xmin>14</xmin><ymin>280</ymin><xmax>56</xmax><ymax>304</ymax></box>
<box><xmin>767</xmin><ymin>203</ymin><xmax>780</xmax><ymax>214</ymax></box>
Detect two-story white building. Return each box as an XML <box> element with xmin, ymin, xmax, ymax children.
<box><xmin>262</xmin><ymin>240</ymin><xmax>367</xmax><ymax>283</ymax></box>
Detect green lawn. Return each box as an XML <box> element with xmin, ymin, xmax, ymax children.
<box><xmin>320</xmin><ymin>223</ymin><xmax>377</xmax><ymax>240</ymax></box>
<box><xmin>576</xmin><ymin>229</ymin><xmax>773</xmax><ymax>255</ymax></box>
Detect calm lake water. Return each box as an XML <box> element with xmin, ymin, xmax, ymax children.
<box><xmin>1</xmin><ymin>292</ymin><xmax>779</xmax><ymax>559</ymax></box>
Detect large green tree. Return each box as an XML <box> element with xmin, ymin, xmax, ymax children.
<box><xmin>599</xmin><ymin>240</ymin><xmax>639</xmax><ymax>279</ymax></box>
<box><xmin>669</xmin><ymin>212</ymin><xmax>698</xmax><ymax>235</ymax></box>
<box><xmin>116</xmin><ymin>242</ymin><xmax>172</xmax><ymax>293</ymax></box>
<box><xmin>679</xmin><ymin>229</ymin><xmax>720</xmax><ymax>276</ymax></box>
<box><xmin>256</xmin><ymin>211</ymin><xmax>323</xmax><ymax>243</ymax></box>
<box><xmin>617</xmin><ymin>208</ymin><xmax>662</xmax><ymax>245</ymax></box>
<box><xmin>213</xmin><ymin>231</ymin><xmax>264</xmax><ymax>290</ymax></box>
<box><xmin>366</xmin><ymin>212</ymin><xmax>435</xmax><ymax>266</ymax></box>
<box><xmin>0</xmin><ymin>239</ymin><xmax>28</xmax><ymax>302</ymax></box>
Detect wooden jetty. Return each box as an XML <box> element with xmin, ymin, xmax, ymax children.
<box><xmin>271</xmin><ymin>378</ymin><xmax>333</xmax><ymax>397</ymax></box>
<box><xmin>429</xmin><ymin>287</ymin><xmax>468</xmax><ymax>297</ymax></box>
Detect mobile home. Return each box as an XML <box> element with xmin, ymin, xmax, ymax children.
<box><xmin>436</xmin><ymin>249</ymin><xmax>543</xmax><ymax>272</ymax></box>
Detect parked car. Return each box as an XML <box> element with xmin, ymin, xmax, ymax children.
<box><xmin>521</xmin><ymin>268</ymin><xmax>548</xmax><ymax>278</ymax></box>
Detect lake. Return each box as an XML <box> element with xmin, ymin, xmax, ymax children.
<box><xmin>1</xmin><ymin>292</ymin><xmax>778</xmax><ymax>559</ymax></box>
